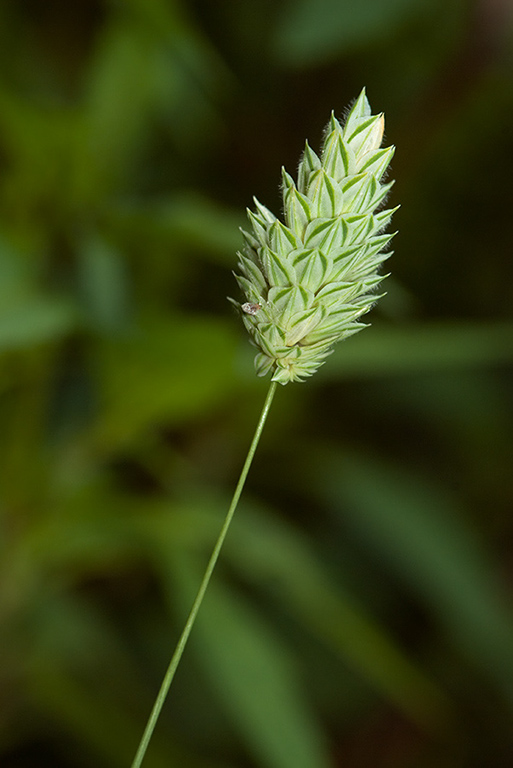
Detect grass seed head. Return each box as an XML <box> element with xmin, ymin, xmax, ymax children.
<box><xmin>231</xmin><ymin>89</ymin><xmax>397</xmax><ymax>384</ymax></box>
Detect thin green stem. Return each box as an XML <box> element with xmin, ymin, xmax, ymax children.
<box><xmin>131</xmin><ymin>380</ymin><xmax>278</xmax><ymax>768</ymax></box>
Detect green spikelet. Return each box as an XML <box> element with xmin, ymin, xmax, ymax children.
<box><xmin>230</xmin><ymin>89</ymin><xmax>397</xmax><ymax>385</ymax></box>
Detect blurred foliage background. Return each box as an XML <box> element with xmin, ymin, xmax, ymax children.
<box><xmin>1</xmin><ymin>0</ymin><xmax>513</xmax><ymax>766</ymax></box>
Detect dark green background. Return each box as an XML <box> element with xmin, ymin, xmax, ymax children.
<box><xmin>1</xmin><ymin>1</ymin><xmax>513</xmax><ymax>766</ymax></box>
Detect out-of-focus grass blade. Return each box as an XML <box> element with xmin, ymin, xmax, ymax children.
<box><xmin>317</xmin><ymin>322</ymin><xmax>513</xmax><ymax>379</ymax></box>
<box><xmin>76</xmin><ymin>233</ymin><xmax>131</xmax><ymax>331</ymax></box>
<box><xmin>81</xmin><ymin>0</ymin><xmax>231</xmax><ymax>201</ymax></box>
<box><xmin>0</xmin><ymin>297</ymin><xmax>75</xmax><ymax>349</ymax></box>
<box><xmin>315</xmin><ymin>449</ymin><xmax>513</xmax><ymax>707</ymax></box>
<box><xmin>169</xmin><ymin>555</ymin><xmax>333</xmax><ymax>768</ymax></box>
<box><xmin>140</xmin><ymin>496</ymin><xmax>452</xmax><ymax>733</ymax></box>
<box><xmin>223</xmin><ymin>499</ymin><xmax>453</xmax><ymax>732</ymax></box>
<box><xmin>27</xmin><ymin>615</ymin><xmax>209</xmax><ymax>768</ymax></box>
<box><xmin>81</xmin><ymin>21</ymin><xmax>159</xmax><ymax>198</ymax></box>
<box><xmin>108</xmin><ymin>194</ymin><xmax>245</xmax><ymax>266</ymax></box>
<box><xmin>273</xmin><ymin>0</ymin><xmax>436</xmax><ymax>67</ymax></box>
<box><xmin>0</xmin><ymin>235</ymin><xmax>76</xmax><ymax>349</ymax></box>
<box><xmin>93</xmin><ymin>315</ymin><xmax>240</xmax><ymax>447</ymax></box>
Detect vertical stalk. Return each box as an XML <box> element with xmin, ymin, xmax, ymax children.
<box><xmin>131</xmin><ymin>380</ymin><xmax>278</xmax><ymax>768</ymax></box>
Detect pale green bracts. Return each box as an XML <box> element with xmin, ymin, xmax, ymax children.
<box><xmin>230</xmin><ymin>89</ymin><xmax>397</xmax><ymax>384</ymax></box>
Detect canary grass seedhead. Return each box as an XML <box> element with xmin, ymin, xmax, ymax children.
<box><xmin>230</xmin><ymin>89</ymin><xmax>397</xmax><ymax>384</ymax></box>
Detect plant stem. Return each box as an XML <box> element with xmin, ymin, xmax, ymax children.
<box><xmin>131</xmin><ymin>380</ymin><xmax>278</xmax><ymax>768</ymax></box>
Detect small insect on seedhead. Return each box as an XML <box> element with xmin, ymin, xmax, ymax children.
<box><xmin>241</xmin><ymin>302</ymin><xmax>261</xmax><ymax>315</ymax></box>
